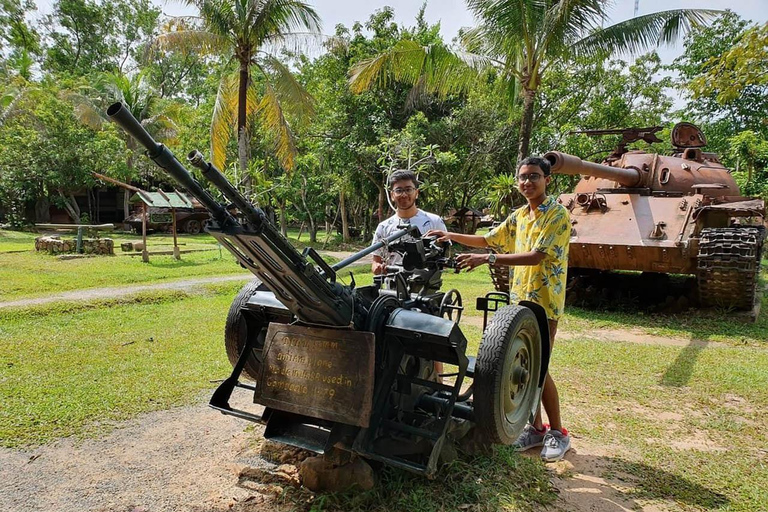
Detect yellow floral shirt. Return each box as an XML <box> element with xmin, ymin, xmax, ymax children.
<box><xmin>485</xmin><ymin>195</ymin><xmax>570</xmax><ymax>321</ymax></box>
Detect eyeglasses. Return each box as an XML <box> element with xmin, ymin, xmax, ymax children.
<box><xmin>517</xmin><ymin>173</ymin><xmax>545</xmax><ymax>183</ymax></box>
<box><xmin>392</xmin><ymin>187</ymin><xmax>417</xmax><ymax>196</ymax></box>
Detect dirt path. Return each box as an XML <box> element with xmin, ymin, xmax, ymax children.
<box><xmin>0</xmin><ymin>275</ymin><xmax>253</xmax><ymax>309</ymax></box>
<box><xmin>0</xmin><ymin>391</ymin><xmax>686</xmax><ymax>512</ymax></box>
<box><xmin>0</xmin><ymin>393</ymin><xmax>285</xmax><ymax>512</ymax></box>
<box><xmin>0</xmin><ymin>251</ymin><xmax>372</xmax><ymax>310</ymax></box>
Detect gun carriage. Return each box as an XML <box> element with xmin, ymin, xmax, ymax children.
<box><xmin>107</xmin><ymin>102</ymin><xmax>550</xmax><ymax>477</ymax></box>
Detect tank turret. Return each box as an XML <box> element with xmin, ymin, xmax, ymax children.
<box><xmin>542</xmin><ymin>124</ymin><xmax>765</xmax><ymax>316</ymax></box>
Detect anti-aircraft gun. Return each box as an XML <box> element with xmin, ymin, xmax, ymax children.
<box><xmin>544</xmin><ymin>123</ymin><xmax>766</xmax><ymax>315</ymax></box>
<box><xmin>107</xmin><ymin>102</ymin><xmax>550</xmax><ymax>477</ymax></box>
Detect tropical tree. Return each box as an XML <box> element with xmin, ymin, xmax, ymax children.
<box><xmin>350</xmin><ymin>0</ymin><xmax>717</xmax><ymax>161</ymax></box>
<box><xmin>155</xmin><ymin>0</ymin><xmax>321</xmax><ymax>197</ymax></box>
<box><xmin>66</xmin><ymin>71</ymin><xmax>176</xmax><ymax>217</ymax></box>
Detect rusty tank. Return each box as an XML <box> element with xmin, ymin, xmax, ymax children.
<box><xmin>543</xmin><ymin>123</ymin><xmax>765</xmax><ymax>314</ymax></box>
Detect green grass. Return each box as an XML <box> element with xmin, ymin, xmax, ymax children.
<box><xmin>0</xmin><ymin>283</ymin><xmax>240</xmax><ymax>446</ymax></box>
<box><xmin>0</xmin><ymin>229</ymin><xmax>39</xmax><ymax>252</ymax></box>
<box><xmin>554</xmin><ymin>336</ymin><xmax>768</xmax><ymax>511</ymax></box>
<box><xmin>2</xmin><ymin>267</ymin><xmax>768</xmax><ymax>510</ymax></box>
<box><xmin>0</xmin><ymin>248</ymin><xmax>247</xmax><ymax>301</ymax></box>
<box><xmin>0</xmin><ymin>227</ymin><xmax>365</xmax><ymax>301</ymax></box>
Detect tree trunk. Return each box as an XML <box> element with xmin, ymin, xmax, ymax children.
<box><xmin>340</xmin><ymin>188</ymin><xmax>350</xmax><ymax>242</ymax></box>
<box><xmin>299</xmin><ymin>174</ymin><xmax>316</xmax><ymax>243</ymax></box>
<box><xmin>517</xmin><ymin>87</ymin><xmax>536</xmax><ymax>162</ymax></box>
<box><xmin>58</xmin><ymin>191</ymin><xmax>81</xmax><ymax>223</ymax></box>
<box><xmin>377</xmin><ymin>184</ymin><xmax>387</xmax><ymax>223</ymax></box>
<box><xmin>123</xmin><ymin>189</ymin><xmax>131</xmax><ymax>220</ymax></box>
<box><xmin>238</xmin><ymin>62</ymin><xmax>252</xmax><ymax>199</ymax></box>
<box><xmin>34</xmin><ymin>196</ymin><xmax>50</xmax><ymax>223</ymax></box>
<box><xmin>279</xmin><ymin>201</ymin><xmax>288</xmax><ymax>236</ymax></box>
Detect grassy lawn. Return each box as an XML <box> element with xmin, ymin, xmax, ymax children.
<box><xmin>0</xmin><ymin>227</ymin><xmax>363</xmax><ymax>301</ymax></box>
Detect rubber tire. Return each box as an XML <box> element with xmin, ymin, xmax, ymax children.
<box><xmin>473</xmin><ymin>305</ymin><xmax>543</xmax><ymax>445</ymax></box>
<box><xmin>185</xmin><ymin>219</ymin><xmax>201</xmax><ymax>235</ymax></box>
<box><xmin>224</xmin><ymin>279</ymin><xmax>271</xmax><ymax>381</ymax></box>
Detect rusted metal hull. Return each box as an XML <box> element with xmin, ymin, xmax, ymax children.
<box><xmin>561</xmin><ymin>193</ymin><xmax>699</xmax><ymax>274</ymax></box>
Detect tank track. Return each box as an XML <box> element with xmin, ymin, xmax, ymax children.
<box><xmin>696</xmin><ymin>227</ymin><xmax>765</xmax><ymax>310</ymax></box>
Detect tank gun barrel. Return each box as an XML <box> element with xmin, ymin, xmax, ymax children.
<box><xmin>544</xmin><ymin>151</ymin><xmax>644</xmax><ymax>188</ymax></box>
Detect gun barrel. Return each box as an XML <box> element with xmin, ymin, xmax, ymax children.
<box><xmin>188</xmin><ymin>150</ymin><xmax>266</xmax><ymax>231</ymax></box>
<box><xmin>331</xmin><ymin>226</ymin><xmax>420</xmax><ymax>271</ymax></box>
<box><xmin>544</xmin><ymin>151</ymin><xmax>643</xmax><ymax>187</ymax></box>
<box><xmin>107</xmin><ymin>102</ymin><xmax>234</xmax><ymax>226</ymax></box>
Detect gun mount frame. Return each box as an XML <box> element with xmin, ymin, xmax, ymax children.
<box><xmin>107</xmin><ymin>102</ymin><xmax>550</xmax><ymax>477</ymax></box>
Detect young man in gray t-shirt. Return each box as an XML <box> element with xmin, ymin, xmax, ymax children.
<box><xmin>371</xmin><ymin>170</ymin><xmax>446</xmax><ymax>274</ymax></box>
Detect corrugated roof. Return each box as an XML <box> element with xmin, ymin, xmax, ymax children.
<box><xmin>129</xmin><ymin>191</ymin><xmax>194</xmax><ymax>209</ymax></box>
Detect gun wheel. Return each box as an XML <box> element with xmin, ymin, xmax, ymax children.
<box><xmin>473</xmin><ymin>305</ymin><xmax>542</xmax><ymax>445</ymax></box>
<box><xmin>439</xmin><ymin>288</ymin><xmax>463</xmax><ymax>324</ymax></box>
<box><xmin>224</xmin><ymin>279</ymin><xmax>271</xmax><ymax>381</ymax></box>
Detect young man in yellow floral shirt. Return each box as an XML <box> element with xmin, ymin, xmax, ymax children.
<box><xmin>427</xmin><ymin>156</ymin><xmax>571</xmax><ymax>462</ymax></box>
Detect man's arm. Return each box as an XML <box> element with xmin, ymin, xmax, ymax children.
<box><xmin>425</xmin><ymin>229</ymin><xmax>489</xmax><ymax>248</ymax></box>
<box><xmin>455</xmin><ymin>250</ymin><xmax>545</xmax><ymax>271</ymax></box>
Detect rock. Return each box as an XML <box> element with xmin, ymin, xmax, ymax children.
<box><xmin>238</xmin><ymin>464</ymin><xmax>300</xmax><ymax>488</ymax></box>
<box><xmin>133</xmin><ymin>242</ymin><xmax>145</xmax><ymax>251</ymax></box>
<box><xmin>299</xmin><ymin>455</ymin><xmax>375</xmax><ymax>492</ymax></box>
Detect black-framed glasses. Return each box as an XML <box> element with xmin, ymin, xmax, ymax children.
<box><xmin>392</xmin><ymin>186</ymin><xmax>417</xmax><ymax>196</ymax></box>
<box><xmin>516</xmin><ymin>173</ymin><xmax>545</xmax><ymax>183</ymax></box>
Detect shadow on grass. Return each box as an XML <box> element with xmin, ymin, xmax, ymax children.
<box><xmin>660</xmin><ymin>339</ymin><xmax>710</xmax><ymax>387</ymax></box>
<box><xmin>566</xmin><ymin>294</ymin><xmax>767</xmax><ymax>344</ymax></box>
<box><xmin>557</xmin><ymin>451</ymin><xmax>729</xmax><ymax>511</ymax></box>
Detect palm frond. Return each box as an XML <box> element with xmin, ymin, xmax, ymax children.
<box><xmin>251</xmin><ymin>0</ymin><xmax>322</xmax><ymax>44</ymax></box>
<box><xmin>572</xmin><ymin>9</ymin><xmax>721</xmax><ymax>57</ymax></box>
<box><xmin>262</xmin><ymin>55</ymin><xmax>315</xmax><ymax>120</ymax></box>
<box><xmin>210</xmin><ymin>72</ymin><xmax>239</xmax><ymax>169</ymax></box>
<box><xmin>260</xmin><ymin>31</ymin><xmax>327</xmax><ymax>57</ymax></box>
<box><xmin>256</xmin><ymin>79</ymin><xmax>297</xmax><ymax>170</ymax></box>
<box><xmin>349</xmin><ymin>41</ymin><xmax>489</xmax><ymax>97</ymax></box>
<box><xmin>155</xmin><ymin>29</ymin><xmax>230</xmax><ymax>56</ymax></box>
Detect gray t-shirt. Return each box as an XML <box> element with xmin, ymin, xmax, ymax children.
<box><xmin>372</xmin><ymin>209</ymin><xmax>447</xmax><ymax>265</ymax></box>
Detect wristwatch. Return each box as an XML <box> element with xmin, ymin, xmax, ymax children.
<box><xmin>488</xmin><ymin>253</ymin><xmax>497</xmax><ymax>265</ymax></box>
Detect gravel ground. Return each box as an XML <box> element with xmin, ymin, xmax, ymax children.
<box><xmin>0</xmin><ymin>392</ymin><xmax>285</xmax><ymax>512</ymax></box>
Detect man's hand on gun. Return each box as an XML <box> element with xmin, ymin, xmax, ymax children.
<box><xmin>455</xmin><ymin>253</ymin><xmax>490</xmax><ymax>272</ymax></box>
<box><xmin>425</xmin><ymin>229</ymin><xmax>451</xmax><ymax>243</ymax></box>
<box><xmin>426</xmin><ymin>229</ymin><xmax>490</xmax><ymax>273</ymax></box>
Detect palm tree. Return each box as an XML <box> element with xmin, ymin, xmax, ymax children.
<box><xmin>156</xmin><ymin>1</ymin><xmax>321</xmax><ymax>196</ymax></box>
<box><xmin>350</xmin><ymin>1</ymin><xmax>719</xmax><ymax>161</ymax></box>
<box><xmin>69</xmin><ymin>72</ymin><xmax>175</xmax><ymax>218</ymax></box>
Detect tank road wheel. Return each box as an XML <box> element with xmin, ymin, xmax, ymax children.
<box><xmin>473</xmin><ymin>305</ymin><xmax>542</xmax><ymax>444</ymax></box>
<box><xmin>224</xmin><ymin>279</ymin><xmax>271</xmax><ymax>381</ymax></box>
<box><xmin>184</xmin><ymin>219</ymin><xmax>202</xmax><ymax>235</ymax></box>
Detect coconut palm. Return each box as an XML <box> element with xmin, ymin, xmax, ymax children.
<box><xmin>156</xmin><ymin>0</ymin><xmax>321</xmax><ymax>194</ymax></box>
<box><xmin>350</xmin><ymin>0</ymin><xmax>719</xmax><ymax>161</ymax></box>
<box><xmin>68</xmin><ymin>71</ymin><xmax>176</xmax><ymax>218</ymax></box>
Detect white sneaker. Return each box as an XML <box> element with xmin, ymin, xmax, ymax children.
<box><xmin>540</xmin><ymin>428</ymin><xmax>571</xmax><ymax>462</ymax></box>
<box><xmin>512</xmin><ymin>424</ymin><xmax>548</xmax><ymax>452</ymax></box>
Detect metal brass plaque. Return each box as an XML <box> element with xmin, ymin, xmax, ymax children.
<box><xmin>254</xmin><ymin>323</ymin><xmax>375</xmax><ymax>427</ymax></box>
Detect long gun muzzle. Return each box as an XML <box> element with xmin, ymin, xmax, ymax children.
<box><xmin>106</xmin><ymin>102</ymin><xmax>235</xmax><ymax>227</ymax></box>
<box><xmin>544</xmin><ymin>151</ymin><xmax>644</xmax><ymax>188</ymax></box>
<box><xmin>188</xmin><ymin>150</ymin><xmax>266</xmax><ymax>231</ymax></box>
